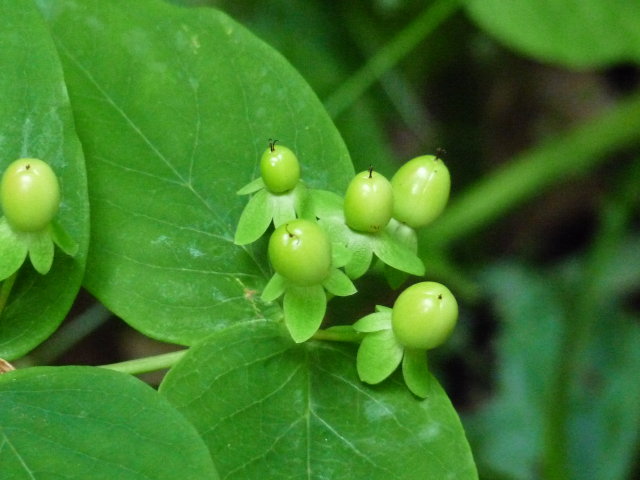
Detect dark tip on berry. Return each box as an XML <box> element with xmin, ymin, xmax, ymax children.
<box><xmin>25</xmin><ymin>163</ymin><xmax>31</xmax><ymax>170</ymax></box>
<box><xmin>435</xmin><ymin>147</ymin><xmax>447</xmax><ymax>161</ymax></box>
<box><xmin>368</xmin><ymin>165</ymin><xmax>374</xmax><ymax>178</ymax></box>
<box><xmin>285</xmin><ymin>224</ymin><xmax>294</xmax><ymax>238</ymax></box>
<box><xmin>437</xmin><ymin>293</ymin><xmax>443</xmax><ymax>300</ymax></box>
<box><xmin>268</xmin><ymin>138</ymin><xmax>279</xmax><ymax>152</ymax></box>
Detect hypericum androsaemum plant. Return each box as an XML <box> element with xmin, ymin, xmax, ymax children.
<box><xmin>234</xmin><ymin>145</ymin><xmax>457</xmax><ymax>391</ymax></box>
<box><xmin>0</xmin><ymin>1</ymin><xmax>479</xmax><ymax>479</ymax></box>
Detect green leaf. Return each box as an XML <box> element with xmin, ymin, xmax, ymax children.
<box><xmin>0</xmin><ymin>218</ymin><xmax>27</xmax><ymax>281</ymax></box>
<box><xmin>356</xmin><ymin>329</ymin><xmax>404</xmax><ymax>384</ymax></box>
<box><xmin>0</xmin><ymin>366</ymin><xmax>219</xmax><ymax>479</ymax></box>
<box><xmin>283</xmin><ymin>285</ymin><xmax>326</xmax><ymax>343</ymax></box>
<box><xmin>402</xmin><ymin>348</ymin><xmax>431</xmax><ymax>399</ymax></box>
<box><xmin>26</xmin><ymin>230</ymin><xmax>54</xmax><ymax>275</ymax></box>
<box><xmin>466</xmin><ymin>0</ymin><xmax>640</xmax><ymax>68</ymax></box>
<box><xmin>322</xmin><ymin>268</ymin><xmax>357</xmax><ymax>297</ymax></box>
<box><xmin>0</xmin><ymin>0</ymin><xmax>88</xmax><ymax>360</ymax></box>
<box><xmin>352</xmin><ymin>309</ymin><xmax>392</xmax><ymax>333</ymax></box>
<box><xmin>160</xmin><ymin>322</ymin><xmax>478</xmax><ymax>479</ymax></box>
<box><xmin>234</xmin><ymin>188</ymin><xmax>273</xmax><ymax>245</ymax></box>
<box><xmin>37</xmin><ymin>0</ymin><xmax>354</xmax><ymax>345</ymax></box>
<box><xmin>261</xmin><ymin>272</ymin><xmax>286</xmax><ymax>302</ymax></box>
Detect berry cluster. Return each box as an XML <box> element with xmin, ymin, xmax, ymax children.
<box><xmin>236</xmin><ymin>141</ymin><xmax>458</xmax><ymax>397</ymax></box>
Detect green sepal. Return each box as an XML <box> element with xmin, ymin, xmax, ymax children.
<box><xmin>292</xmin><ymin>182</ymin><xmax>312</xmax><ymax>219</ymax></box>
<box><xmin>402</xmin><ymin>348</ymin><xmax>431</xmax><ymax>399</ymax></box>
<box><xmin>283</xmin><ymin>285</ymin><xmax>326</xmax><ymax>343</ymax></box>
<box><xmin>386</xmin><ymin>218</ymin><xmax>418</xmax><ymax>251</ymax></box>
<box><xmin>270</xmin><ymin>194</ymin><xmax>297</xmax><ymax>228</ymax></box>
<box><xmin>269</xmin><ymin>182</ymin><xmax>309</xmax><ymax>227</ymax></box>
<box><xmin>352</xmin><ymin>309</ymin><xmax>392</xmax><ymax>333</ymax></box>
<box><xmin>236</xmin><ymin>177</ymin><xmax>265</xmax><ymax>195</ymax></box>
<box><xmin>309</xmin><ymin>189</ymin><xmax>343</xmax><ymax>218</ymax></box>
<box><xmin>331</xmin><ymin>242</ymin><xmax>351</xmax><ymax>268</ymax></box>
<box><xmin>356</xmin><ymin>329</ymin><xmax>404</xmax><ymax>384</ymax></box>
<box><xmin>383</xmin><ymin>219</ymin><xmax>418</xmax><ymax>288</ymax></box>
<box><xmin>261</xmin><ymin>272</ymin><xmax>287</xmax><ymax>302</ymax></box>
<box><xmin>384</xmin><ymin>265</ymin><xmax>409</xmax><ymax>290</ymax></box>
<box><xmin>0</xmin><ymin>217</ymin><xmax>27</xmax><ymax>280</ymax></box>
<box><xmin>375</xmin><ymin>305</ymin><xmax>392</xmax><ymax>313</ymax></box>
<box><xmin>51</xmin><ymin>219</ymin><xmax>79</xmax><ymax>257</ymax></box>
<box><xmin>27</xmin><ymin>230</ymin><xmax>55</xmax><ymax>275</ymax></box>
<box><xmin>322</xmin><ymin>268</ymin><xmax>357</xmax><ymax>297</ymax></box>
<box><xmin>234</xmin><ymin>188</ymin><xmax>273</xmax><ymax>245</ymax></box>
<box><xmin>345</xmin><ymin>240</ymin><xmax>373</xmax><ymax>279</ymax></box>
<box><xmin>318</xmin><ymin>213</ymin><xmax>423</xmax><ymax>279</ymax></box>
<box><xmin>372</xmin><ymin>231</ymin><xmax>425</xmax><ymax>277</ymax></box>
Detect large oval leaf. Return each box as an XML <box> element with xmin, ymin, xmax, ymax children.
<box><xmin>0</xmin><ymin>0</ymin><xmax>88</xmax><ymax>359</ymax></box>
<box><xmin>466</xmin><ymin>0</ymin><xmax>640</xmax><ymax>68</ymax></box>
<box><xmin>0</xmin><ymin>366</ymin><xmax>218</xmax><ymax>478</ymax></box>
<box><xmin>160</xmin><ymin>321</ymin><xmax>478</xmax><ymax>479</ymax></box>
<box><xmin>36</xmin><ymin>0</ymin><xmax>354</xmax><ymax>345</ymax></box>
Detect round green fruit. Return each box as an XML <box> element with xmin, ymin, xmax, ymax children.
<box><xmin>1</xmin><ymin>158</ymin><xmax>60</xmax><ymax>232</ymax></box>
<box><xmin>391</xmin><ymin>155</ymin><xmax>450</xmax><ymax>228</ymax></box>
<box><xmin>260</xmin><ymin>141</ymin><xmax>300</xmax><ymax>193</ymax></box>
<box><xmin>268</xmin><ymin>219</ymin><xmax>332</xmax><ymax>286</ymax></box>
<box><xmin>391</xmin><ymin>281</ymin><xmax>458</xmax><ymax>350</ymax></box>
<box><xmin>343</xmin><ymin>168</ymin><xmax>393</xmax><ymax>233</ymax></box>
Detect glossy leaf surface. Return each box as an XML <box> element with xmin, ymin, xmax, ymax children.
<box><xmin>467</xmin><ymin>0</ymin><xmax>640</xmax><ymax>67</ymax></box>
<box><xmin>0</xmin><ymin>0</ymin><xmax>88</xmax><ymax>359</ymax></box>
<box><xmin>37</xmin><ymin>0</ymin><xmax>353</xmax><ymax>344</ymax></box>
<box><xmin>0</xmin><ymin>366</ymin><xmax>219</xmax><ymax>479</ymax></box>
<box><xmin>160</xmin><ymin>321</ymin><xmax>478</xmax><ymax>479</ymax></box>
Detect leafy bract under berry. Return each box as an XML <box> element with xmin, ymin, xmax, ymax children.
<box><xmin>391</xmin><ymin>281</ymin><xmax>458</xmax><ymax>350</ymax></box>
<box><xmin>391</xmin><ymin>155</ymin><xmax>450</xmax><ymax>228</ymax></box>
<box><xmin>268</xmin><ymin>219</ymin><xmax>331</xmax><ymax>286</ymax></box>
<box><xmin>260</xmin><ymin>143</ymin><xmax>300</xmax><ymax>194</ymax></box>
<box><xmin>343</xmin><ymin>169</ymin><xmax>393</xmax><ymax>233</ymax></box>
<box><xmin>1</xmin><ymin>158</ymin><xmax>60</xmax><ymax>232</ymax></box>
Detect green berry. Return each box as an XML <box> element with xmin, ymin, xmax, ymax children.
<box><xmin>343</xmin><ymin>168</ymin><xmax>393</xmax><ymax>233</ymax></box>
<box><xmin>1</xmin><ymin>158</ymin><xmax>60</xmax><ymax>232</ymax></box>
<box><xmin>391</xmin><ymin>154</ymin><xmax>450</xmax><ymax>228</ymax></box>
<box><xmin>391</xmin><ymin>281</ymin><xmax>458</xmax><ymax>350</ymax></box>
<box><xmin>268</xmin><ymin>219</ymin><xmax>332</xmax><ymax>286</ymax></box>
<box><xmin>260</xmin><ymin>140</ymin><xmax>300</xmax><ymax>193</ymax></box>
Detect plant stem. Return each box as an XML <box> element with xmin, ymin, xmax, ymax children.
<box><xmin>323</xmin><ymin>0</ymin><xmax>463</xmax><ymax>119</ymax></box>
<box><xmin>25</xmin><ymin>303</ymin><xmax>112</xmax><ymax>365</ymax></box>
<box><xmin>100</xmin><ymin>350</ymin><xmax>187</xmax><ymax>375</ymax></box>
<box><xmin>543</xmin><ymin>159</ymin><xmax>639</xmax><ymax>479</ymax></box>
<box><xmin>0</xmin><ymin>271</ymin><xmax>18</xmax><ymax>317</ymax></box>
<box><xmin>421</xmin><ymin>92</ymin><xmax>640</xmax><ymax>248</ymax></box>
<box><xmin>99</xmin><ymin>328</ymin><xmax>361</xmax><ymax>376</ymax></box>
